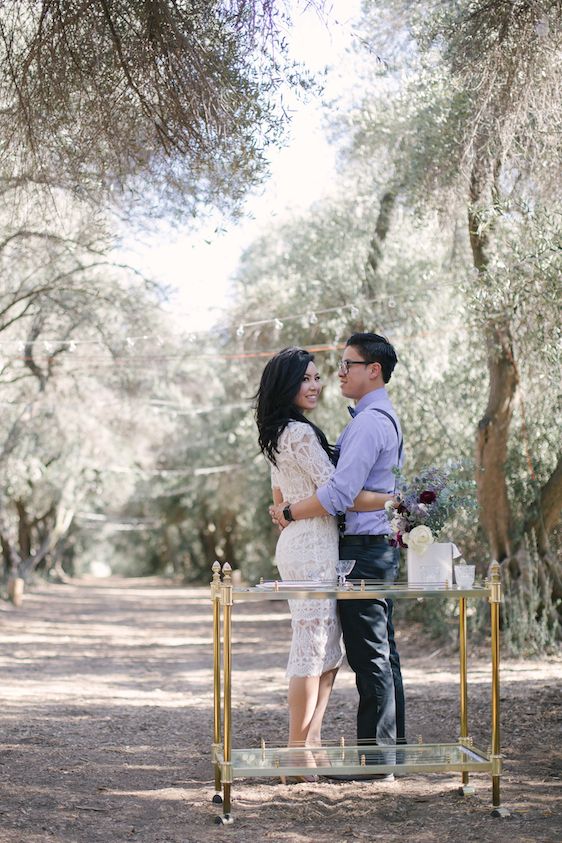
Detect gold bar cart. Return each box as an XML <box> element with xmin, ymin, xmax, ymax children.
<box><xmin>210</xmin><ymin>560</ymin><xmax>506</xmax><ymax>825</ymax></box>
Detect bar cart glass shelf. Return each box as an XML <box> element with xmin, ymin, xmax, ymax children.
<box><xmin>210</xmin><ymin>563</ymin><xmax>507</xmax><ymax>825</ymax></box>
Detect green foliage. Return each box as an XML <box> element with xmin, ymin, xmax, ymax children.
<box><xmin>0</xmin><ymin>1</ymin><xmax>317</xmax><ymax>219</ymax></box>
<box><xmin>497</xmin><ymin>536</ymin><xmax>560</xmax><ymax>656</ymax></box>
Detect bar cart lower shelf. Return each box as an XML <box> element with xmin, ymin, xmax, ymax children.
<box><xmin>210</xmin><ymin>562</ymin><xmax>508</xmax><ymax>825</ymax></box>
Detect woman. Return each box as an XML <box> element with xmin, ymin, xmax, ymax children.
<box><xmin>255</xmin><ymin>347</ymin><xmax>390</xmax><ymax>781</ymax></box>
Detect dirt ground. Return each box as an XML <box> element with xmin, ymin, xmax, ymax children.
<box><xmin>0</xmin><ymin>577</ymin><xmax>560</xmax><ymax>843</ymax></box>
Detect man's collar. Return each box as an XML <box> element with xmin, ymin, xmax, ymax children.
<box><xmin>351</xmin><ymin>387</ymin><xmax>388</xmax><ymax>416</ymax></box>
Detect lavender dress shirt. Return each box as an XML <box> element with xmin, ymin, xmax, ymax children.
<box><xmin>316</xmin><ymin>387</ymin><xmax>404</xmax><ymax>536</ymax></box>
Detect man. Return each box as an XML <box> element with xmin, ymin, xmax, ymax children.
<box><xmin>271</xmin><ymin>332</ymin><xmax>405</xmax><ymax>766</ymax></box>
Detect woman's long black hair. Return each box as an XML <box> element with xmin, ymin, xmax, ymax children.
<box><xmin>255</xmin><ymin>347</ymin><xmax>333</xmax><ymax>466</ymax></box>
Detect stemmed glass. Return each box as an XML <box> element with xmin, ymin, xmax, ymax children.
<box><xmin>335</xmin><ymin>559</ymin><xmax>355</xmax><ymax>589</ymax></box>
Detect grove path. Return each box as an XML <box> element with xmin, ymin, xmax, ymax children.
<box><xmin>0</xmin><ymin>578</ymin><xmax>560</xmax><ymax>843</ymax></box>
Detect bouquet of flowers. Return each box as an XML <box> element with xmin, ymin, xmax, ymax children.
<box><xmin>385</xmin><ymin>462</ymin><xmax>476</xmax><ymax>554</ymax></box>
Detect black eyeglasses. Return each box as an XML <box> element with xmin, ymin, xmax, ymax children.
<box><xmin>338</xmin><ymin>359</ymin><xmax>375</xmax><ymax>375</ymax></box>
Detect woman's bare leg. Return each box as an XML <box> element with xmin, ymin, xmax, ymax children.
<box><xmin>288</xmin><ymin>675</ymin><xmax>320</xmax><ymax>748</ymax></box>
<box><xmin>306</xmin><ymin>667</ymin><xmax>338</xmax><ymax>744</ymax></box>
<box><xmin>306</xmin><ymin>668</ymin><xmax>338</xmax><ymax>766</ymax></box>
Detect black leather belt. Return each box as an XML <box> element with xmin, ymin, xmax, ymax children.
<box><xmin>339</xmin><ymin>534</ymin><xmax>388</xmax><ymax>546</ymax></box>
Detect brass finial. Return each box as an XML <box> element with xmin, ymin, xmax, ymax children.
<box><xmin>489</xmin><ymin>560</ymin><xmax>501</xmax><ymax>603</ymax></box>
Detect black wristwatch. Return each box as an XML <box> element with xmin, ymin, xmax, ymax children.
<box><xmin>283</xmin><ymin>504</ymin><xmax>295</xmax><ymax>522</ymax></box>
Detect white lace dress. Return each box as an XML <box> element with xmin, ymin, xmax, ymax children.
<box><xmin>270</xmin><ymin>422</ymin><xmax>344</xmax><ymax>678</ymax></box>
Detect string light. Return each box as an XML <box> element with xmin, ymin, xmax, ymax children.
<box><xmin>85</xmin><ymin>462</ymin><xmax>241</xmax><ymax>476</ymax></box>
<box><xmin>0</xmin><ymin>333</ymin><xmax>165</xmax><ymax>348</ymax></box>
<box><xmin>0</xmin><ymin>282</ymin><xmax>462</xmax><ymax>351</ymax></box>
<box><xmin>0</xmin><ymin>326</ymin><xmax>462</xmax><ymax>370</ymax></box>
<box><xmin>230</xmin><ymin>280</ymin><xmax>459</xmax><ymax>333</ymax></box>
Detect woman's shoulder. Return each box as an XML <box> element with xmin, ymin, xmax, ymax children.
<box><xmin>278</xmin><ymin>421</ymin><xmax>315</xmax><ymax>446</ymax></box>
<box><xmin>285</xmin><ymin>420</ymin><xmax>313</xmax><ymax>436</ymax></box>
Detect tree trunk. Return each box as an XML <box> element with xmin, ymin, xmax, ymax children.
<box><xmin>362</xmin><ymin>189</ymin><xmax>396</xmax><ymax>297</ymax></box>
<box><xmin>468</xmin><ymin>155</ymin><xmax>519</xmax><ymax>564</ymax></box>
<box><xmin>525</xmin><ymin>454</ymin><xmax>562</xmax><ymax>555</ymax></box>
<box><xmin>469</xmin><ymin>190</ymin><xmax>561</xmax><ymax>573</ymax></box>
<box><xmin>19</xmin><ymin>505</ymin><xmax>75</xmax><ymax>580</ymax></box>
<box><xmin>475</xmin><ymin>321</ymin><xmax>518</xmax><ymax>562</ymax></box>
<box><xmin>524</xmin><ymin>454</ymin><xmax>562</xmax><ymax>600</ymax></box>
<box><xmin>16</xmin><ymin>500</ymin><xmax>32</xmax><ymax>559</ymax></box>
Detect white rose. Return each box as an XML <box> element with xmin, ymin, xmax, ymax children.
<box><xmin>402</xmin><ymin>532</ymin><xmax>410</xmax><ymax>546</ymax></box>
<box><xmin>408</xmin><ymin>525</ymin><xmax>434</xmax><ymax>554</ymax></box>
<box><xmin>384</xmin><ymin>499</ymin><xmax>396</xmax><ymax>513</ymax></box>
<box><xmin>390</xmin><ymin>517</ymin><xmax>402</xmax><ymax>533</ymax></box>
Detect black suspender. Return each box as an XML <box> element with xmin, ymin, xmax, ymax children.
<box><xmin>331</xmin><ymin>408</ymin><xmax>403</xmax><ymax>467</ymax></box>
<box><xmin>371</xmin><ymin>408</ymin><xmax>403</xmax><ymax>462</ymax></box>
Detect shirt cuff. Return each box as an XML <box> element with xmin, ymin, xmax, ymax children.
<box><xmin>316</xmin><ymin>485</ymin><xmax>340</xmax><ymax>517</ymax></box>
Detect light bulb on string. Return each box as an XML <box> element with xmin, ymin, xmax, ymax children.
<box><xmin>236</xmin><ymin>324</ymin><xmax>245</xmax><ymax>338</ymax></box>
<box><xmin>274</xmin><ymin>319</ymin><xmax>284</xmax><ymax>331</ymax></box>
<box><xmin>126</xmin><ymin>337</ymin><xmax>135</xmax><ymax>348</ymax></box>
<box><xmin>349</xmin><ymin>305</ymin><xmax>360</xmax><ymax>319</ymax></box>
<box><xmin>43</xmin><ymin>341</ymin><xmax>54</xmax><ymax>354</ymax></box>
<box><xmin>18</xmin><ymin>341</ymin><xmax>26</xmax><ymax>352</ymax></box>
<box><xmin>308</xmin><ymin>312</ymin><xmax>318</xmax><ymax>325</ymax></box>
<box><xmin>388</xmin><ymin>299</ymin><xmax>396</xmax><ymax>309</ymax></box>
<box><xmin>68</xmin><ymin>341</ymin><xmax>77</xmax><ymax>352</ymax></box>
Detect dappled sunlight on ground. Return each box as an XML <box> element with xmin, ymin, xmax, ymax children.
<box><xmin>0</xmin><ymin>579</ymin><xmax>559</xmax><ymax>842</ymax></box>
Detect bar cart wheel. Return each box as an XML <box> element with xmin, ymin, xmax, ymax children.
<box><xmin>458</xmin><ymin>784</ymin><xmax>476</xmax><ymax>796</ymax></box>
<box><xmin>212</xmin><ymin>793</ymin><xmax>223</xmax><ymax>804</ymax></box>
<box><xmin>215</xmin><ymin>813</ymin><xmax>234</xmax><ymax>825</ymax></box>
<box><xmin>491</xmin><ymin>806</ymin><xmax>511</xmax><ymax>818</ymax></box>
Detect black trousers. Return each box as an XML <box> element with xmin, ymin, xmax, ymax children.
<box><xmin>338</xmin><ymin>540</ymin><xmax>406</xmax><ymax>747</ymax></box>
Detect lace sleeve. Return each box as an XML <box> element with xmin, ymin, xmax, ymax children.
<box><xmin>270</xmin><ymin>461</ymin><xmax>281</xmax><ymax>489</ymax></box>
<box><xmin>285</xmin><ymin>423</ymin><xmax>335</xmax><ymax>489</ymax></box>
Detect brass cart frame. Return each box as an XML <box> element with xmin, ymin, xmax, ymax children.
<box><xmin>210</xmin><ymin>561</ymin><xmax>505</xmax><ymax>825</ymax></box>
